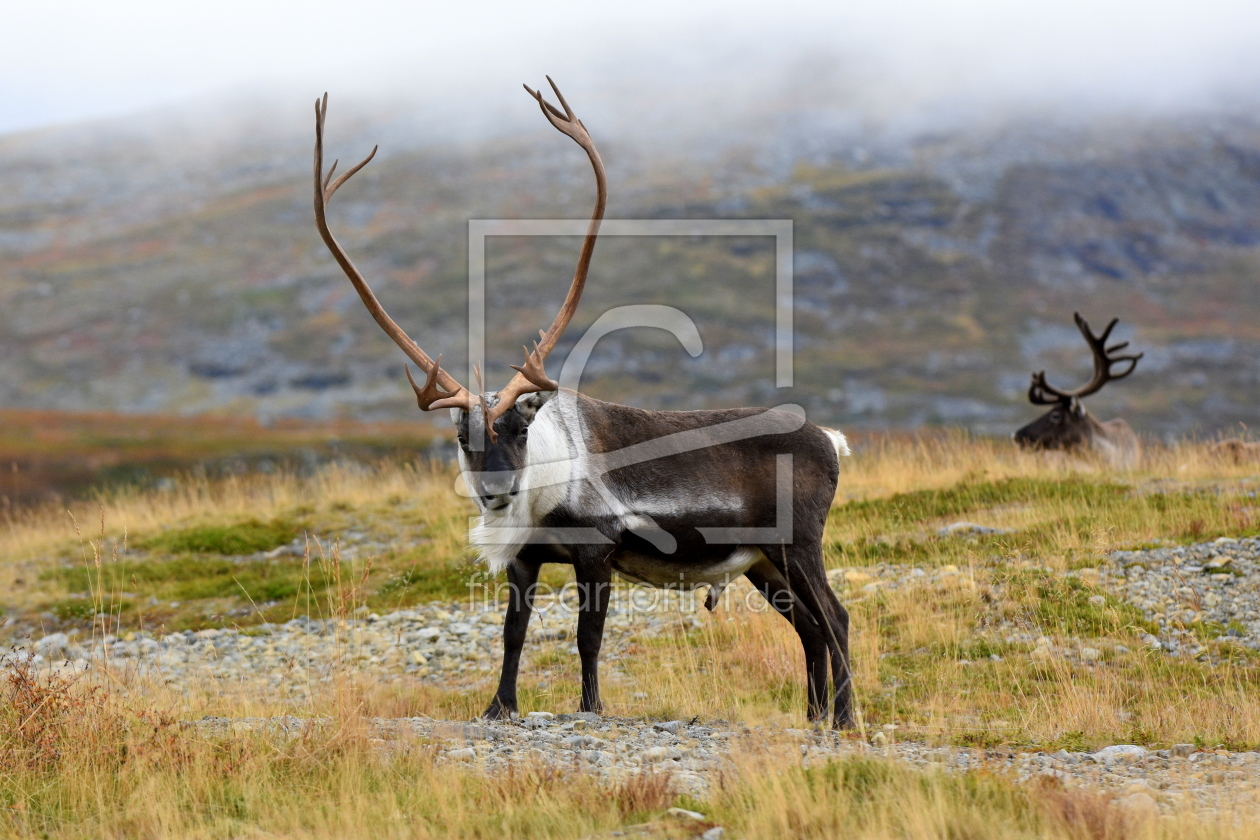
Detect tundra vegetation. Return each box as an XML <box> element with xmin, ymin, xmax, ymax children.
<box><xmin>2</xmin><ymin>432</ymin><xmax>1260</xmax><ymax>837</ymax></box>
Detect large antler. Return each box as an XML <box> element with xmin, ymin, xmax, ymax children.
<box><xmin>482</xmin><ymin>77</ymin><xmax>607</xmax><ymax>438</ymax></box>
<box><xmin>1029</xmin><ymin>312</ymin><xmax>1143</xmax><ymax>404</ymax></box>
<box><xmin>313</xmin><ymin>93</ymin><xmax>475</xmax><ymax>413</ymax></box>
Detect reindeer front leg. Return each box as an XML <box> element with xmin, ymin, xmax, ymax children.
<box><xmin>574</xmin><ymin>556</ymin><xmax>613</xmax><ymax>714</ymax></box>
<box><xmin>483</xmin><ymin>558</ymin><xmax>541</xmax><ymax>720</ymax></box>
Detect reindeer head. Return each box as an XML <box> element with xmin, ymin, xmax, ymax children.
<box><xmin>1014</xmin><ymin>313</ymin><xmax>1142</xmax><ymax>452</ymax></box>
<box><xmin>311</xmin><ymin>79</ymin><xmax>604</xmax><ymax>510</ymax></box>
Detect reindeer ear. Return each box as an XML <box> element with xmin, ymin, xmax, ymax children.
<box><xmin>514</xmin><ymin>391</ymin><xmax>552</xmax><ymax>422</ymax></box>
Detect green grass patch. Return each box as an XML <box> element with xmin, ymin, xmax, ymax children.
<box><xmin>44</xmin><ymin>555</ymin><xmax>313</xmax><ymax>605</ymax></box>
<box><xmin>834</xmin><ymin>477</ymin><xmax>1128</xmax><ymax>529</ymax></box>
<box><xmin>374</xmin><ymin>560</ymin><xmax>484</xmax><ymax>604</ymax></box>
<box><xmin>997</xmin><ymin>570</ymin><xmax>1158</xmax><ymax>636</ymax></box>
<box><xmin>137</xmin><ymin>517</ymin><xmax>303</xmax><ymax>556</ymax></box>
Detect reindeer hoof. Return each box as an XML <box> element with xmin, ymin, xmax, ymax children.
<box><xmin>481</xmin><ymin>699</ymin><xmax>517</xmax><ymax>720</ymax></box>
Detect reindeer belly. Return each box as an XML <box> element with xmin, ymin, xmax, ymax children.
<box><xmin>611</xmin><ymin>546</ymin><xmax>763</xmax><ymax>589</ymax></box>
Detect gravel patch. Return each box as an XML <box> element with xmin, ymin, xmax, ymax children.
<box><xmin>1103</xmin><ymin>536</ymin><xmax>1260</xmax><ymax>658</ymax></box>
<box><xmin>0</xmin><ymin>588</ymin><xmax>711</xmax><ymax>697</ymax></box>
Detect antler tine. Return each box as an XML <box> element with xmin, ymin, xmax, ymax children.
<box><xmin>324</xmin><ymin>147</ymin><xmax>376</xmax><ymax>203</ymax></box>
<box><xmin>1032</xmin><ymin>312</ymin><xmax>1143</xmax><ymax>403</ymax></box>
<box><xmin>546</xmin><ymin>75</ymin><xmax>577</xmax><ymax>121</ymax></box>
<box><xmin>403</xmin><ymin>357</ymin><xmax>471</xmax><ymax>411</ymax></box>
<box><xmin>314</xmin><ymin>94</ymin><xmax>474</xmax><ymax>415</ymax></box>
<box><xmin>1028</xmin><ymin>371</ymin><xmax>1069</xmax><ymax>405</ymax></box>
<box><xmin>485</xmin><ymin>78</ymin><xmax>608</xmax><ymax>431</ymax></box>
<box><xmin>523</xmin><ymin>84</ymin><xmax>567</xmax><ymax>122</ymax></box>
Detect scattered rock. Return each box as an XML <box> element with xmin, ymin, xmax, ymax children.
<box><xmin>938</xmin><ymin>522</ymin><xmax>1011</xmax><ymax>537</ymax></box>
<box><xmin>1105</xmin><ymin>537</ymin><xmax>1260</xmax><ymax>659</ymax></box>
<box><xmin>34</xmin><ymin>632</ymin><xmax>73</xmax><ymax>659</ymax></box>
<box><xmin>1094</xmin><ymin>745</ymin><xmax>1147</xmax><ymax>763</ymax></box>
<box><xmin>432</xmin><ymin>723</ymin><xmax>500</xmax><ymax>742</ymax></box>
<box><xmin>666</xmin><ymin>807</ymin><xmax>706</xmax><ymax>821</ymax></box>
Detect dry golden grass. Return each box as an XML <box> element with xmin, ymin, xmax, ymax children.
<box><xmin>3</xmin><ymin>658</ymin><xmax>1260</xmax><ymax>840</ymax></box>
<box><xmin>3</xmin><ymin>433</ymin><xmax>1260</xmax><ymax>837</ymax></box>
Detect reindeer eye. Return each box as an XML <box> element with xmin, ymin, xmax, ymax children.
<box><xmin>1049</xmin><ymin>411</ymin><xmax>1062</xmax><ymax>422</ymax></box>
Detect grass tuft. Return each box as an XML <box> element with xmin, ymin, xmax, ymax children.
<box><xmin>137</xmin><ymin>516</ymin><xmax>303</xmax><ymax>555</ymax></box>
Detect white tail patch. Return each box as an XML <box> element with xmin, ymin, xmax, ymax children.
<box><xmin>822</xmin><ymin>428</ymin><xmax>851</xmax><ymax>458</ymax></box>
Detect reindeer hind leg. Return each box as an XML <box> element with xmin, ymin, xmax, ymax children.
<box><xmin>745</xmin><ymin>558</ymin><xmax>830</xmax><ymax>723</ymax></box>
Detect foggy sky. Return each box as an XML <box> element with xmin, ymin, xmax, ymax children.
<box><xmin>2</xmin><ymin>0</ymin><xmax>1259</xmax><ymax>137</ymax></box>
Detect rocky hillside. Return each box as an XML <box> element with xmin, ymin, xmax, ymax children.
<box><xmin>1</xmin><ymin>101</ymin><xmax>1258</xmax><ymax>439</ymax></box>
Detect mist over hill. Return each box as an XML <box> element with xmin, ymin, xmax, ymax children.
<box><xmin>1</xmin><ymin>83</ymin><xmax>1259</xmax><ymax>441</ymax></box>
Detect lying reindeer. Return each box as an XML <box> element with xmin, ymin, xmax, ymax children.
<box><xmin>1014</xmin><ymin>312</ymin><xmax>1143</xmax><ymax>469</ymax></box>
<box><xmin>311</xmin><ymin>80</ymin><xmax>854</xmax><ymax>727</ymax></box>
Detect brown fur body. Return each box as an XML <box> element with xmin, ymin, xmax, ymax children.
<box><xmin>462</xmin><ymin>391</ymin><xmax>854</xmax><ymax>727</ymax></box>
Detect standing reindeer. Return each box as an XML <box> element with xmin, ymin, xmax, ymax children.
<box><xmin>312</xmin><ymin>80</ymin><xmax>854</xmax><ymax>727</ymax></box>
<box><xmin>1014</xmin><ymin>312</ymin><xmax>1143</xmax><ymax>468</ymax></box>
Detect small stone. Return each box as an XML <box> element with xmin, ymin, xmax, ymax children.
<box><xmin>666</xmin><ymin>807</ymin><xmax>705</xmax><ymax>821</ymax></box>
<box><xmin>871</xmin><ymin>732</ymin><xmax>889</xmax><ymax>747</ymax></box>
<box><xmin>653</xmin><ymin>720</ymin><xmax>685</xmax><ymax>734</ymax></box>
<box><xmin>34</xmin><ymin>632</ymin><xmax>70</xmax><ymax>656</ymax></box>
<box><xmin>1080</xmin><ymin>647</ymin><xmax>1102</xmax><ymax>662</ymax></box>
<box><xmin>938</xmin><ymin>522</ymin><xmax>1010</xmax><ymax>537</ymax></box>
<box><xmin>561</xmin><ymin>735</ymin><xmax>602</xmax><ymax>749</ymax></box>
<box><xmin>445</xmin><ymin>747</ymin><xmax>476</xmax><ymax>762</ymax></box>
<box><xmin>581</xmin><ymin>750</ymin><xmax>612</xmax><ymax>767</ymax></box>
<box><xmin>699</xmin><ymin>829</ymin><xmax>725</xmax><ymax>840</ymax></box>
<box><xmin>1094</xmin><ymin>745</ymin><xmax>1147</xmax><ymax>763</ymax></box>
<box><xmin>526</xmin><ymin>711</ymin><xmax>554</xmax><ymax>720</ymax></box>
<box><xmin>1170</xmin><ymin>744</ymin><xmax>1196</xmax><ymax>757</ymax></box>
